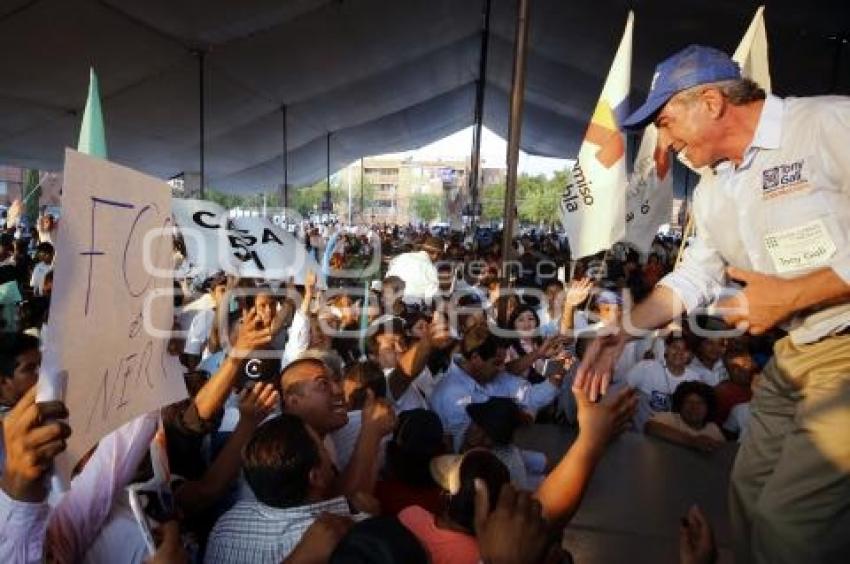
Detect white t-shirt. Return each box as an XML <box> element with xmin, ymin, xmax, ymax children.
<box><xmin>184</xmin><ymin>308</ymin><xmax>215</xmax><ymax>357</ymax></box>
<box><xmin>30</xmin><ymin>262</ymin><xmax>52</xmax><ymax>296</ymax></box>
<box><xmin>626</xmin><ymin>360</ymin><xmax>702</xmax><ymax>413</ymax></box>
<box><xmin>688</xmin><ymin>358</ymin><xmax>728</xmax><ymax>386</ymax></box>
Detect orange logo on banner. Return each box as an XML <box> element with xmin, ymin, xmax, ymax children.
<box><xmin>584</xmin><ymin>100</ymin><xmax>624</xmax><ymax>169</ymax></box>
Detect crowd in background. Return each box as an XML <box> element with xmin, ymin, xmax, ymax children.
<box><xmin>0</xmin><ymin>212</ymin><xmax>770</xmax><ymax>564</ymax></box>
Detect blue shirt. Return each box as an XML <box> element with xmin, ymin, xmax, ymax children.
<box><xmin>430</xmin><ymin>361</ymin><xmax>558</xmax><ymax>451</ymax></box>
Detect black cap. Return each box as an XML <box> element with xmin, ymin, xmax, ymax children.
<box><xmin>393</xmin><ymin>408</ymin><xmax>444</xmax><ymax>456</ymax></box>
<box><xmin>330</xmin><ymin>516</ymin><xmax>428</xmax><ymax>564</ymax></box>
<box><xmin>466</xmin><ymin>397</ymin><xmax>523</xmax><ymax>445</ymax></box>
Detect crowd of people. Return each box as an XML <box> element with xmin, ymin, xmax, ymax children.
<box><xmin>0</xmin><ymin>209</ymin><xmax>757</xmax><ymax>564</ymax></box>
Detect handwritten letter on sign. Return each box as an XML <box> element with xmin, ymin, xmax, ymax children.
<box><xmin>49</xmin><ymin>150</ymin><xmax>187</xmax><ymax>474</ymax></box>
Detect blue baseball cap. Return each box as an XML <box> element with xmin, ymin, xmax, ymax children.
<box><xmin>622</xmin><ymin>45</ymin><xmax>741</xmax><ymax>130</ymax></box>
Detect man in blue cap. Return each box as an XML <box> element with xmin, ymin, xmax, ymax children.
<box><xmin>575</xmin><ymin>45</ymin><xmax>850</xmax><ymax>563</ymax></box>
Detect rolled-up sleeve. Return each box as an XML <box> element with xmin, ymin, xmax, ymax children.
<box><xmin>657</xmin><ymin>185</ymin><xmax>727</xmax><ymax>313</ymax></box>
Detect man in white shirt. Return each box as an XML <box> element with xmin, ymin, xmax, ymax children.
<box><xmin>30</xmin><ymin>242</ymin><xmax>54</xmax><ymax>297</ymax></box>
<box><xmin>182</xmin><ymin>273</ymin><xmax>229</xmax><ymax>369</ymax></box>
<box><xmin>577</xmin><ymin>45</ymin><xmax>850</xmax><ymax>564</ymax></box>
<box><xmin>687</xmin><ymin>334</ymin><xmax>727</xmax><ymax>386</ymax></box>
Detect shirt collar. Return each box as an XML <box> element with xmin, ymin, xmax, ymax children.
<box><xmin>725</xmin><ymin>94</ymin><xmax>784</xmax><ymax>173</ymax></box>
<box><xmin>749</xmin><ymin>93</ymin><xmax>784</xmax><ymax>151</ymax></box>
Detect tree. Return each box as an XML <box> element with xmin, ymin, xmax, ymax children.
<box><xmin>410</xmin><ymin>193</ymin><xmax>441</xmax><ymax>222</ymax></box>
<box><xmin>23</xmin><ymin>169</ymin><xmax>40</xmax><ymax>223</ymax></box>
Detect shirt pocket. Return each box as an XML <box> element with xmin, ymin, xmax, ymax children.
<box><xmin>747</xmin><ymin>154</ymin><xmax>843</xmax><ymax>277</ymax></box>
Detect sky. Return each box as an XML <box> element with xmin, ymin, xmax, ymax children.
<box><xmin>374</xmin><ymin>125</ymin><xmax>572</xmax><ymax>178</ymax></box>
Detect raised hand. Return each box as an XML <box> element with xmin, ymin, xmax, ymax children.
<box><xmin>474</xmin><ymin>481</ymin><xmax>553</xmax><ymax>564</ymax></box>
<box><xmin>361</xmin><ymin>389</ymin><xmax>396</xmax><ymax>439</ymax></box>
<box><xmin>231</xmin><ymin>307</ymin><xmax>272</xmax><ymax>357</ymax></box>
<box><xmin>0</xmin><ymin>387</ymin><xmax>71</xmax><ymax>502</ymax></box>
<box><xmin>238</xmin><ymin>382</ymin><xmax>279</xmax><ymax>427</ymax></box>
<box><xmin>572</xmin><ymin>332</ymin><xmax>628</xmax><ymax>401</ymax></box>
<box><xmin>564</xmin><ymin>277</ymin><xmax>594</xmax><ymax>308</ymax></box>
<box><xmin>574</xmin><ymin>378</ymin><xmax>637</xmax><ymax>449</ymax></box>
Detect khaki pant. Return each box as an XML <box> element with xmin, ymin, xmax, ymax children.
<box><xmin>730</xmin><ymin>334</ymin><xmax>850</xmax><ymax>564</ymax></box>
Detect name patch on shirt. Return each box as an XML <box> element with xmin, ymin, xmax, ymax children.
<box><xmin>764</xmin><ymin>219</ymin><xmax>837</xmax><ymax>273</ymax></box>
<box><xmin>761</xmin><ymin>159</ymin><xmax>808</xmax><ymax>199</ymax></box>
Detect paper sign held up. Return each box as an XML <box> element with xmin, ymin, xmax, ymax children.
<box><xmin>46</xmin><ymin>150</ymin><xmax>187</xmax><ymax>477</ymax></box>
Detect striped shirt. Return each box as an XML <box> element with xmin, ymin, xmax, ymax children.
<box><xmin>204</xmin><ymin>496</ymin><xmax>354</xmax><ymax>564</ymax></box>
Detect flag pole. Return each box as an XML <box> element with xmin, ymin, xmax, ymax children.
<box><xmin>500</xmin><ymin>0</ymin><xmax>531</xmax><ymax>272</ymax></box>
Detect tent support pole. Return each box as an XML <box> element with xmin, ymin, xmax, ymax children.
<box><xmin>831</xmin><ymin>34</ymin><xmax>846</xmax><ymax>92</ymax></box>
<box><xmin>469</xmin><ymin>0</ymin><xmax>492</xmax><ymax>227</ymax></box>
<box><xmin>360</xmin><ymin>157</ymin><xmax>365</xmax><ymax>222</ymax></box>
<box><xmin>197</xmin><ymin>50</ymin><xmax>206</xmax><ymax>199</ymax></box>
<box><xmin>501</xmin><ymin>0</ymin><xmax>531</xmax><ymax>269</ymax></box>
<box><xmin>281</xmin><ymin>105</ymin><xmax>288</xmax><ymax>211</ymax></box>
<box><xmin>326</xmin><ymin>133</ymin><xmax>331</xmax><ymax>213</ymax></box>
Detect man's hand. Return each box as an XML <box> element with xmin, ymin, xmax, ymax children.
<box><xmin>538</xmin><ymin>336</ymin><xmax>565</xmax><ymax>359</ymax></box>
<box><xmin>360</xmin><ymin>389</ymin><xmax>395</xmax><ymax>440</ymax></box>
<box><xmin>718</xmin><ymin>267</ymin><xmax>800</xmax><ymax>335</ymax></box>
<box><xmin>146</xmin><ymin>520</ymin><xmax>188</xmax><ymax>564</ymax></box>
<box><xmin>304</xmin><ymin>270</ymin><xmax>317</xmax><ymax>292</ymax></box>
<box><xmin>0</xmin><ymin>388</ymin><xmax>71</xmax><ymax>502</ymax></box>
<box><xmin>574</xmin><ymin>379</ymin><xmax>637</xmax><ymax>452</ymax></box>
<box><xmin>565</xmin><ymin>277</ymin><xmax>593</xmax><ymax>308</ymax></box>
<box><xmin>237</xmin><ymin>382</ymin><xmax>279</xmax><ymax>427</ymax></box>
<box><xmin>284</xmin><ymin>512</ymin><xmax>354</xmax><ymax>564</ymax></box>
<box><xmin>474</xmin><ymin>481</ymin><xmax>554</xmax><ymax>564</ymax></box>
<box><xmin>572</xmin><ymin>333</ymin><xmax>629</xmax><ymax>401</ymax></box>
<box><xmin>427</xmin><ymin>310</ymin><xmax>455</xmax><ymax>349</ymax></box>
<box><xmin>689</xmin><ymin>435</ymin><xmax>723</xmax><ymax>454</ymax></box>
<box><xmin>679</xmin><ymin>505</ymin><xmax>717</xmax><ymax>564</ymax></box>
<box><xmin>231</xmin><ymin>307</ymin><xmax>272</xmax><ymax>358</ymax></box>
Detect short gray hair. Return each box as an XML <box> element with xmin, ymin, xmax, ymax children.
<box><xmin>675</xmin><ymin>78</ymin><xmax>765</xmax><ymax>106</ymax></box>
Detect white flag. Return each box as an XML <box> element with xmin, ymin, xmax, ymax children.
<box><xmin>172</xmin><ymin>199</ymin><xmax>321</xmax><ymax>284</ymax></box>
<box><xmin>623</xmin><ymin>124</ymin><xmax>672</xmax><ymax>252</ymax></box>
<box><xmin>560</xmin><ymin>11</ymin><xmax>633</xmax><ymax>258</ymax></box>
<box><xmin>733</xmin><ymin>6</ymin><xmax>771</xmax><ymax>92</ymax></box>
<box><xmin>681</xmin><ymin>6</ymin><xmax>772</xmax><ymax>174</ymax></box>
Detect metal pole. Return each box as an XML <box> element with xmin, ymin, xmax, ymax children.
<box><xmin>469</xmin><ymin>0</ymin><xmax>493</xmax><ymax>226</ymax></box>
<box><xmin>197</xmin><ymin>50</ymin><xmax>206</xmax><ymax>199</ymax></box>
<box><xmin>360</xmin><ymin>157</ymin><xmax>365</xmax><ymax>223</ymax></box>
<box><xmin>326</xmin><ymin>133</ymin><xmax>332</xmax><ymax>214</ymax></box>
<box><xmin>831</xmin><ymin>34</ymin><xmax>846</xmax><ymax>92</ymax></box>
<box><xmin>282</xmin><ymin>105</ymin><xmax>288</xmax><ymax>210</ymax></box>
<box><xmin>347</xmin><ymin>165</ymin><xmax>352</xmax><ymax>225</ymax></box>
<box><xmin>501</xmin><ymin>0</ymin><xmax>531</xmax><ymax>267</ymax></box>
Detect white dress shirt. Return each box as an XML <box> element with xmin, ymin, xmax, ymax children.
<box><xmin>660</xmin><ymin>94</ymin><xmax>850</xmax><ymax>344</ymax></box>
<box><xmin>0</xmin><ymin>413</ymin><xmax>157</xmax><ymax>564</ymax></box>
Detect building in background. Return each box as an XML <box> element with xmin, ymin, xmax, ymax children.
<box><xmin>339</xmin><ymin>157</ymin><xmax>505</xmax><ymax>224</ymax></box>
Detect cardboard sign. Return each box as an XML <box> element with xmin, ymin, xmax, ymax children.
<box><xmin>46</xmin><ymin>150</ymin><xmax>187</xmax><ymax>477</ymax></box>
<box><xmin>172</xmin><ymin>198</ymin><xmax>323</xmax><ymax>285</ymax></box>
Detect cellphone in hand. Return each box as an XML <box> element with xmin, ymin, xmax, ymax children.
<box><xmin>127</xmin><ymin>484</ymin><xmax>175</xmax><ymax>556</ymax></box>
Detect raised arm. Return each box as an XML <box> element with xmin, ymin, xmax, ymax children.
<box><xmin>175</xmin><ymin>383</ymin><xmax>278</xmax><ymax>515</ymax></box>
<box><xmin>534</xmin><ymin>382</ymin><xmax>637</xmax><ymax>528</ymax></box>
<box><xmin>192</xmin><ymin>307</ymin><xmax>272</xmax><ymax>421</ymax></box>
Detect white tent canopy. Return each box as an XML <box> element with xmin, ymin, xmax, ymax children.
<box><xmin>0</xmin><ymin>0</ymin><xmax>846</xmax><ymax>194</ymax></box>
